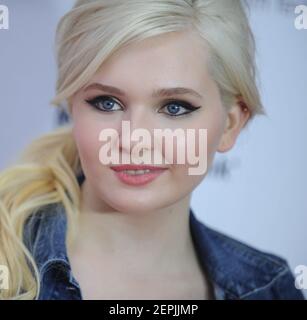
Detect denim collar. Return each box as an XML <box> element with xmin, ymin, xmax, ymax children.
<box><xmin>24</xmin><ymin>172</ymin><xmax>290</xmax><ymax>300</ymax></box>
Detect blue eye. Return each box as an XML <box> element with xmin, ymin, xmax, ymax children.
<box><xmin>159</xmin><ymin>101</ymin><xmax>201</xmax><ymax>117</ymax></box>
<box><xmin>85</xmin><ymin>96</ymin><xmax>123</xmax><ymax>112</ymax></box>
<box><xmin>85</xmin><ymin>96</ymin><xmax>201</xmax><ymax>117</ymax></box>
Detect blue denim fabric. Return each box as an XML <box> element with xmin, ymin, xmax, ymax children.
<box><xmin>23</xmin><ymin>172</ymin><xmax>305</xmax><ymax>300</ymax></box>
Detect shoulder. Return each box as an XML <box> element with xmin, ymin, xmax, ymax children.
<box><xmin>190</xmin><ymin>212</ymin><xmax>305</xmax><ymax>300</ymax></box>
<box><xmin>23</xmin><ymin>203</ymin><xmax>67</xmax><ymax>263</ymax></box>
<box><xmin>23</xmin><ymin>203</ymin><xmax>57</xmax><ymax>243</ymax></box>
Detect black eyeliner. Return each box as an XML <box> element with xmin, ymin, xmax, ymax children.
<box><xmin>85</xmin><ymin>95</ymin><xmax>201</xmax><ymax>116</ymax></box>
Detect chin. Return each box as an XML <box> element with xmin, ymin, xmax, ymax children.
<box><xmin>104</xmin><ymin>196</ymin><xmax>166</xmax><ymax>214</ymax></box>
<box><xmin>116</xmin><ymin>201</ymin><xmax>158</xmax><ymax>214</ymax></box>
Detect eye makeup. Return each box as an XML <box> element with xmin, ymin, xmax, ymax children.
<box><xmin>85</xmin><ymin>95</ymin><xmax>201</xmax><ymax>117</ymax></box>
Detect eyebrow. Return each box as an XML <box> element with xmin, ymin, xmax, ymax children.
<box><xmin>83</xmin><ymin>83</ymin><xmax>203</xmax><ymax>99</ymax></box>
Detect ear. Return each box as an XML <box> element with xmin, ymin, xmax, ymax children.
<box><xmin>217</xmin><ymin>101</ymin><xmax>251</xmax><ymax>153</ymax></box>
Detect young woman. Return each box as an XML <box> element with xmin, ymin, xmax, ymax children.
<box><xmin>0</xmin><ymin>0</ymin><xmax>304</xmax><ymax>300</ymax></box>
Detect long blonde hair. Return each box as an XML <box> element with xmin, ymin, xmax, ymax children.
<box><xmin>0</xmin><ymin>0</ymin><xmax>264</xmax><ymax>299</ymax></box>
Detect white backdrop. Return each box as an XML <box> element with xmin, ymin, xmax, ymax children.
<box><xmin>0</xmin><ymin>0</ymin><xmax>306</xmax><ymax>297</ymax></box>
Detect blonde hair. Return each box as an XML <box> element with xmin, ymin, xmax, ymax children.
<box><xmin>0</xmin><ymin>0</ymin><xmax>264</xmax><ymax>299</ymax></box>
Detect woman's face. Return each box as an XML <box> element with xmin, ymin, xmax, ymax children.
<box><xmin>70</xmin><ymin>30</ymin><xmax>248</xmax><ymax>213</ymax></box>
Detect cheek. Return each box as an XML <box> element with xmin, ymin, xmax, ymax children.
<box><xmin>176</xmin><ymin>107</ymin><xmax>226</xmax><ymax>182</ymax></box>
<box><xmin>158</xmin><ymin>109</ymin><xmax>225</xmax><ymax>189</ymax></box>
<box><xmin>199</xmin><ymin>106</ymin><xmax>226</xmax><ymax>165</ymax></box>
<box><xmin>72</xmin><ymin>107</ymin><xmax>105</xmax><ymax>176</ymax></box>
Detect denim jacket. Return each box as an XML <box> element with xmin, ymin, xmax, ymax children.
<box><xmin>23</xmin><ymin>174</ymin><xmax>305</xmax><ymax>300</ymax></box>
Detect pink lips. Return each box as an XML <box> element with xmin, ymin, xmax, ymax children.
<box><xmin>110</xmin><ymin>165</ymin><xmax>168</xmax><ymax>186</ymax></box>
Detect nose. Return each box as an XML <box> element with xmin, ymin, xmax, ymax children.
<box><xmin>118</xmin><ymin>105</ymin><xmax>155</xmax><ymax>157</ymax></box>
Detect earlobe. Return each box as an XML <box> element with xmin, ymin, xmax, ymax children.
<box><xmin>217</xmin><ymin>102</ymin><xmax>251</xmax><ymax>153</ymax></box>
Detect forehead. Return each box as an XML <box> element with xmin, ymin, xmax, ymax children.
<box><xmin>88</xmin><ymin>30</ymin><xmax>210</xmax><ymax>97</ymax></box>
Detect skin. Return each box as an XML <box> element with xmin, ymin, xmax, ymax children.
<box><xmin>67</xmin><ymin>30</ymin><xmax>250</xmax><ymax>299</ymax></box>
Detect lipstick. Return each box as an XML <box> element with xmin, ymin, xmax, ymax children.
<box><xmin>110</xmin><ymin>165</ymin><xmax>168</xmax><ymax>186</ymax></box>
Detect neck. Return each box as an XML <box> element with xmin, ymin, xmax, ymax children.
<box><xmin>69</xmin><ymin>179</ymin><xmax>195</xmax><ymax>275</ymax></box>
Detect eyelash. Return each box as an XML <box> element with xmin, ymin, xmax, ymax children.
<box><xmin>85</xmin><ymin>95</ymin><xmax>201</xmax><ymax>117</ymax></box>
